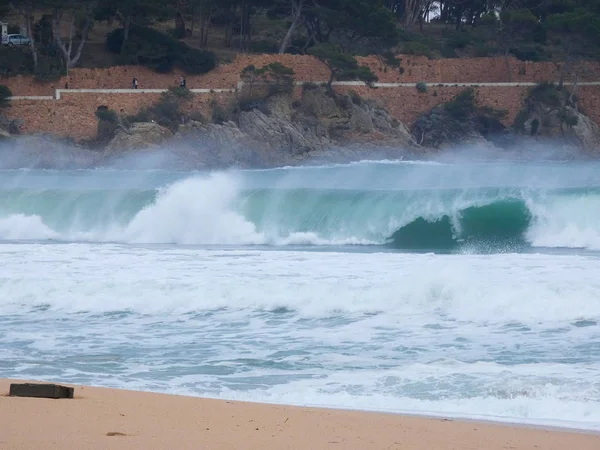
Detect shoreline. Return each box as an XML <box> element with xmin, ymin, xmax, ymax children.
<box><xmin>2</xmin><ymin>379</ymin><xmax>599</xmax><ymax>449</ymax></box>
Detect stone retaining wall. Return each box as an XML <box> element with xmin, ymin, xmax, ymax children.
<box><xmin>3</xmin><ymin>54</ymin><xmax>600</xmax><ymax>141</ymax></box>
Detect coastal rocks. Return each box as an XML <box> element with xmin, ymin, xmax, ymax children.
<box><xmin>237</xmin><ymin>94</ymin><xmax>331</xmax><ymax>155</ymax></box>
<box><xmin>0</xmin><ymin>114</ymin><xmax>24</xmax><ymax>139</ymax></box>
<box><xmin>572</xmin><ymin>113</ymin><xmax>600</xmax><ymax>151</ymax></box>
<box><xmin>106</xmin><ymin>122</ymin><xmax>173</xmax><ymax>152</ymax></box>
<box><xmin>174</xmin><ymin>120</ymin><xmax>275</xmax><ymax>168</ymax></box>
<box><xmin>172</xmin><ymin>87</ymin><xmax>416</xmax><ymax>168</ymax></box>
<box><xmin>101</xmin><ymin>87</ymin><xmax>416</xmax><ymax>168</ymax></box>
<box><xmin>411</xmin><ymin>107</ymin><xmax>487</xmax><ymax>149</ymax></box>
<box><xmin>411</xmin><ymin>89</ymin><xmax>510</xmax><ymax>150</ymax></box>
<box><xmin>515</xmin><ymin>84</ymin><xmax>600</xmax><ymax>152</ymax></box>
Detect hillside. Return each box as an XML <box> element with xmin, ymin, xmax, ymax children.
<box><xmin>1</xmin><ymin>1</ymin><xmax>600</xmax><ymax>167</ymax></box>
<box><xmin>1</xmin><ymin>1</ymin><xmax>599</xmax><ymax>81</ymax></box>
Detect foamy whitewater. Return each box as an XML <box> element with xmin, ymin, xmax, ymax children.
<box><xmin>1</xmin><ymin>160</ymin><xmax>600</xmax><ymax>430</ymax></box>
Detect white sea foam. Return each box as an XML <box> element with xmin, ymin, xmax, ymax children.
<box><xmin>1</xmin><ymin>165</ymin><xmax>600</xmax><ymax>430</ymax></box>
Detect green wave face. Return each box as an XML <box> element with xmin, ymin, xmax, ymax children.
<box><xmin>0</xmin><ymin>168</ymin><xmax>599</xmax><ymax>252</ymax></box>
<box><xmin>389</xmin><ymin>200</ymin><xmax>532</xmax><ymax>251</ymax></box>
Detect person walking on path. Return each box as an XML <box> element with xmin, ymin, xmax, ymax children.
<box><xmin>132</xmin><ymin>77</ymin><xmax>138</xmax><ymax>89</ymax></box>
<box><xmin>179</xmin><ymin>76</ymin><xmax>187</xmax><ymax>88</ymax></box>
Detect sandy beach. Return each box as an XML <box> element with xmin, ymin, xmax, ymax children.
<box><xmin>1</xmin><ymin>379</ymin><xmax>599</xmax><ymax>449</ymax></box>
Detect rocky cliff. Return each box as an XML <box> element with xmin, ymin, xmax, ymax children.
<box><xmin>411</xmin><ymin>85</ymin><xmax>600</xmax><ymax>153</ymax></box>
<box><xmin>514</xmin><ymin>83</ymin><xmax>600</xmax><ymax>152</ymax></box>
<box><xmin>102</xmin><ymin>86</ymin><xmax>418</xmax><ymax>169</ymax></box>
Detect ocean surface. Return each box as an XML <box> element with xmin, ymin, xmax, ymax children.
<box><xmin>1</xmin><ymin>159</ymin><xmax>600</xmax><ymax>431</ymax></box>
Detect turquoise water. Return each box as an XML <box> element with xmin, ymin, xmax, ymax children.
<box><xmin>0</xmin><ymin>160</ymin><xmax>599</xmax><ymax>430</ymax></box>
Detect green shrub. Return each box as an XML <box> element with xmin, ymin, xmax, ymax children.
<box><xmin>336</xmin><ymin>65</ymin><xmax>378</xmax><ymax>85</ymax></box>
<box><xmin>443</xmin><ymin>29</ymin><xmax>473</xmax><ymax>50</ymax></box>
<box><xmin>250</xmin><ymin>40</ymin><xmax>278</xmax><ymax>54</ymax></box>
<box><xmin>530</xmin><ymin>82</ymin><xmax>562</xmax><ymax>107</ymax></box>
<box><xmin>0</xmin><ymin>47</ymin><xmax>32</xmax><ymax>77</ymax></box>
<box><xmin>95</xmin><ymin>106</ymin><xmax>118</xmax><ymax>122</ymax></box>
<box><xmin>479</xmin><ymin>106</ymin><xmax>508</xmax><ymax>120</ymax></box>
<box><xmin>444</xmin><ymin>88</ymin><xmax>476</xmax><ymax>120</ymax></box>
<box><xmin>400</xmin><ymin>41</ymin><xmax>435</xmax><ymax>58</ymax></box>
<box><xmin>473</xmin><ymin>43</ymin><xmax>496</xmax><ymax>57</ymax></box>
<box><xmin>416</xmin><ymin>82</ymin><xmax>427</xmax><ymax>93</ymax></box>
<box><xmin>188</xmin><ymin>110</ymin><xmax>206</xmax><ymax>123</ymax></box>
<box><xmin>381</xmin><ymin>50</ymin><xmax>401</xmax><ymax>68</ymax></box>
<box><xmin>302</xmin><ymin>81</ymin><xmax>320</xmax><ymax>92</ymax></box>
<box><xmin>127</xmin><ymin>108</ymin><xmax>151</xmax><ymax>124</ymax></box>
<box><xmin>151</xmin><ymin>91</ymin><xmax>185</xmax><ymax>131</ymax></box>
<box><xmin>168</xmin><ymin>86</ymin><xmax>192</xmax><ymax>99</ymax></box>
<box><xmin>397</xmin><ymin>30</ymin><xmax>438</xmax><ymax>58</ymax></box>
<box><xmin>440</xmin><ymin>45</ymin><xmax>458</xmax><ymax>58</ymax></box>
<box><xmin>106</xmin><ymin>26</ymin><xmax>217</xmax><ymax>75</ymax></box>
<box><xmin>211</xmin><ymin>100</ymin><xmax>230</xmax><ymax>124</ymax></box>
<box><xmin>243</xmin><ymin>62</ymin><xmax>296</xmax><ymax>97</ymax></box>
<box><xmin>510</xmin><ymin>46</ymin><xmax>551</xmax><ymax>62</ymax></box>
<box><xmin>126</xmin><ymin>90</ymin><xmax>190</xmax><ymax>132</ymax></box>
<box><xmin>34</xmin><ymin>55</ymin><xmax>65</xmax><ymax>82</ymax></box>
<box><xmin>0</xmin><ymin>84</ymin><xmax>12</xmax><ymax>107</ymax></box>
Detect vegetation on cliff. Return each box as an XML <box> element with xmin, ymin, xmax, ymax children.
<box><xmin>1</xmin><ymin>0</ymin><xmax>599</xmax><ymax>81</ymax></box>
<box><xmin>411</xmin><ymin>87</ymin><xmax>511</xmax><ymax>149</ymax></box>
<box><xmin>0</xmin><ymin>85</ymin><xmax>12</xmax><ymax>108</ymax></box>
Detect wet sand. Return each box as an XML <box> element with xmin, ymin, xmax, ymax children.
<box><xmin>1</xmin><ymin>379</ymin><xmax>599</xmax><ymax>449</ymax></box>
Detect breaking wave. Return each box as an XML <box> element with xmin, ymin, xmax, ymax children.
<box><xmin>1</xmin><ymin>170</ymin><xmax>600</xmax><ymax>251</ymax></box>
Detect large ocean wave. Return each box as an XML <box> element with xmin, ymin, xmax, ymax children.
<box><xmin>1</xmin><ymin>168</ymin><xmax>600</xmax><ymax>251</ymax></box>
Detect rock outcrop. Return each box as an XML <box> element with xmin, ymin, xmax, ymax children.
<box><xmin>411</xmin><ymin>88</ymin><xmax>512</xmax><ymax>150</ymax></box>
<box><xmin>169</xmin><ymin>86</ymin><xmax>417</xmax><ymax>168</ymax></box>
<box><xmin>0</xmin><ymin>114</ymin><xmax>24</xmax><ymax>140</ymax></box>
<box><xmin>96</xmin><ymin>86</ymin><xmax>419</xmax><ymax>169</ymax></box>
<box><xmin>106</xmin><ymin>122</ymin><xmax>173</xmax><ymax>153</ymax></box>
<box><xmin>514</xmin><ymin>83</ymin><xmax>600</xmax><ymax>152</ymax></box>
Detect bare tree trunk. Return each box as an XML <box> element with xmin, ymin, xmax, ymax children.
<box><xmin>24</xmin><ymin>12</ymin><xmax>38</xmax><ymax>71</ymax></box>
<box><xmin>123</xmin><ymin>15</ymin><xmax>132</xmax><ymax>42</ymax></box>
<box><xmin>176</xmin><ymin>0</ymin><xmax>188</xmax><ymax>36</ymax></box>
<box><xmin>239</xmin><ymin>0</ymin><xmax>252</xmax><ymax>53</ymax></box>
<box><xmin>279</xmin><ymin>0</ymin><xmax>304</xmax><ymax>54</ymax></box>
<box><xmin>404</xmin><ymin>0</ymin><xmax>423</xmax><ymax>29</ymax></box>
<box><xmin>225</xmin><ymin>4</ymin><xmax>236</xmax><ymax>47</ymax></box>
<box><xmin>53</xmin><ymin>4</ymin><xmax>95</xmax><ymax>71</ymax></box>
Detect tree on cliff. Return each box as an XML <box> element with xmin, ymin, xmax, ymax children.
<box><xmin>275</xmin><ymin>0</ymin><xmax>305</xmax><ymax>54</ymax></box>
<box><xmin>9</xmin><ymin>1</ymin><xmax>40</xmax><ymax>70</ymax></box>
<box><xmin>547</xmin><ymin>0</ymin><xmax>600</xmax><ymax>88</ymax></box>
<box><xmin>0</xmin><ymin>85</ymin><xmax>12</xmax><ymax>108</ymax></box>
<box><xmin>493</xmin><ymin>7</ymin><xmax>538</xmax><ymax>81</ymax></box>
<box><xmin>273</xmin><ymin>0</ymin><xmax>399</xmax><ymax>55</ymax></box>
<box><xmin>187</xmin><ymin>0</ymin><xmax>218</xmax><ymax>47</ymax></box>
<box><xmin>41</xmin><ymin>0</ymin><xmax>99</xmax><ymax>71</ymax></box>
<box><xmin>308</xmin><ymin>43</ymin><xmax>377</xmax><ymax>92</ymax></box>
<box><xmin>96</xmin><ymin>0</ymin><xmax>170</xmax><ymax>44</ymax></box>
<box><xmin>0</xmin><ymin>0</ymin><xmax>10</xmax><ymax>18</ymax></box>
